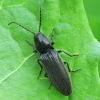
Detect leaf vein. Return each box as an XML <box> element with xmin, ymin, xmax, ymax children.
<box><xmin>0</xmin><ymin>53</ymin><xmax>34</xmax><ymax>84</ymax></box>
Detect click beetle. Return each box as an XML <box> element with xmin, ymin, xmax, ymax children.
<box><xmin>8</xmin><ymin>5</ymin><xmax>80</xmax><ymax>96</ymax></box>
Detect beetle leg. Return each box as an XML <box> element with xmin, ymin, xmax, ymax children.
<box><xmin>33</xmin><ymin>50</ymin><xmax>37</xmax><ymax>53</ymax></box>
<box><xmin>37</xmin><ymin>59</ymin><xmax>43</xmax><ymax>79</ymax></box>
<box><xmin>70</xmin><ymin>68</ymin><xmax>81</xmax><ymax>72</ymax></box>
<box><xmin>26</xmin><ymin>40</ymin><xmax>37</xmax><ymax>53</ymax></box>
<box><xmin>44</xmin><ymin>73</ymin><xmax>53</xmax><ymax>89</ymax></box>
<box><xmin>64</xmin><ymin>62</ymin><xmax>81</xmax><ymax>72</ymax></box>
<box><xmin>44</xmin><ymin>74</ymin><xmax>52</xmax><ymax>89</ymax></box>
<box><xmin>48</xmin><ymin>83</ymin><xmax>52</xmax><ymax>89</ymax></box>
<box><xmin>26</xmin><ymin>40</ymin><xmax>34</xmax><ymax>46</ymax></box>
<box><xmin>51</xmin><ymin>29</ymin><xmax>55</xmax><ymax>45</ymax></box>
<box><xmin>44</xmin><ymin>73</ymin><xmax>52</xmax><ymax>89</ymax></box>
<box><xmin>58</xmin><ymin>50</ymin><xmax>80</xmax><ymax>57</ymax></box>
<box><xmin>51</xmin><ymin>42</ymin><xmax>55</xmax><ymax>45</ymax></box>
<box><xmin>44</xmin><ymin>73</ymin><xmax>48</xmax><ymax>77</ymax></box>
<box><xmin>63</xmin><ymin>62</ymin><xmax>71</xmax><ymax>72</ymax></box>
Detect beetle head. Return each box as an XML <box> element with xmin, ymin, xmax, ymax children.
<box><xmin>34</xmin><ymin>32</ymin><xmax>54</xmax><ymax>54</ymax></box>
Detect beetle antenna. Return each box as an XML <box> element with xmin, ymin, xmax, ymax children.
<box><xmin>8</xmin><ymin>22</ymin><xmax>35</xmax><ymax>35</ymax></box>
<box><xmin>39</xmin><ymin>5</ymin><xmax>42</xmax><ymax>32</ymax></box>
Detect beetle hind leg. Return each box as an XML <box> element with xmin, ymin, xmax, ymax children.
<box><xmin>37</xmin><ymin>59</ymin><xmax>43</xmax><ymax>79</ymax></box>
<box><xmin>64</xmin><ymin>62</ymin><xmax>81</xmax><ymax>72</ymax></box>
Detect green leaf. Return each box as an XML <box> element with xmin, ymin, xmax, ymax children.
<box><xmin>0</xmin><ymin>0</ymin><xmax>100</xmax><ymax>100</ymax></box>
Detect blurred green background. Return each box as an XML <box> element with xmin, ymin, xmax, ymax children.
<box><xmin>83</xmin><ymin>0</ymin><xmax>100</xmax><ymax>75</ymax></box>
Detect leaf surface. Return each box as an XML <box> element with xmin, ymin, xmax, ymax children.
<box><xmin>0</xmin><ymin>0</ymin><xmax>100</xmax><ymax>100</ymax></box>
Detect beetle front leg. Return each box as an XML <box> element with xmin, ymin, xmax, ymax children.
<box><xmin>26</xmin><ymin>40</ymin><xmax>37</xmax><ymax>53</ymax></box>
<box><xmin>26</xmin><ymin>40</ymin><xmax>34</xmax><ymax>46</ymax></box>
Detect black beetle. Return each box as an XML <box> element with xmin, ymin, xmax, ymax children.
<box><xmin>8</xmin><ymin>5</ymin><xmax>80</xmax><ymax>96</ymax></box>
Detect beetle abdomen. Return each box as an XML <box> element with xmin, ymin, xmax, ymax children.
<box><xmin>40</xmin><ymin>49</ymin><xmax>72</xmax><ymax>96</ymax></box>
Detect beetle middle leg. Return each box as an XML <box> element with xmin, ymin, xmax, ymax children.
<box><xmin>64</xmin><ymin>62</ymin><xmax>81</xmax><ymax>72</ymax></box>
<box><xmin>58</xmin><ymin>50</ymin><xmax>80</xmax><ymax>57</ymax></box>
<box><xmin>37</xmin><ymin>59</ymin><xmax>43</xmax><ymax>79</ymax></box>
